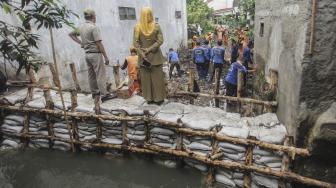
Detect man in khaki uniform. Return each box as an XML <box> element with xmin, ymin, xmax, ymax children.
<box><xmin>69</xmin><ymin>9</ymin><xmax>114</xmax><ymax>102</ymax></box>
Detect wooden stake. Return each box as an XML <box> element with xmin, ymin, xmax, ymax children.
<box><xmin>244</xmin><ymin>136</ymin><xmax>255</xmax><ymax>188</ymax></box>
<box><xmin>49</xmin><ymin>28</ymin><xmax>75</xmax><ymax>152</ymax></box>
<box><xmin>48</xmin><ymin>64</ymin><xmax>61</xmax><ymax>88</ymax></box>
<box><xmin>309</xmin><ymin>0</ymin><xmax>317</xmax><ymax>55</ymax></box>
<box><xmin>69</xmin><ymin>63</ymin><xmax>81</xmax><ymax>91</ymax></box>
<box><xmin>43</xmin><ymin>88</ymin><xmax>55</xmax><ymax>148</ymax></box>
<box><xmin>214</xmin><ymin>68</ymin><xmax>220</xmax><ymax>108</ymax></box>
<box><xmin>70</xmin><ymin>90</ymin><xmax>79</xmax><ymax>150</ymax></box>
<box><xmin>94</xmin><ymin>95</ymin><xmax>102</xmax><ymax>142</ymax></box>
<box><xmin>237</xmin><ymin>70</ymin><xmax>244</xmax><ymax>112</ymax></box>
<box><xmin>113</xmin><ymin>64</ymin><xmax>121</xmax><ymax>89</ymax></box>
<box><xmin>144</xmin><ymin>110</ymin><xmax>150</xmax><ymax>144</ymax></box>
<box><xmin>188</xmin><ymin>68</ymin><xmax>195</xmax><ymax>105</ymax></box>
<box><xmin>279</xmin><ymin>136</ymin><xmax>293</xmax><ymax>188</ymax></box>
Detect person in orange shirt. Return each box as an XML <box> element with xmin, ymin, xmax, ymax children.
<box><xmin>192</xmin><ymin>35</ymin><xmax>198</xmax><ymax>49</ymax></box>
<box><xmin>121</xmin><ymin>48</ymin><xmax>141</xmax><ymax>96</ymax></box>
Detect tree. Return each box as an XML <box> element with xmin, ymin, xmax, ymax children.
<box><xmin>0</xmin><ymin>0</ymin><xmax>77</xmax><ymax>76</ymax></box>
<box><xmin>187</xmin><ymin>0</ymin><xmax>214</xmax><ymax>36</ymax></box>
<box><xmin>238</xmin><ymin>0</ymin><xmax>255</xmax><ymax>28</ymax></box>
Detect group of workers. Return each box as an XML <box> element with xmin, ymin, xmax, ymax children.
<box><xmin>191</xmin><ymin>36</ymin><xmax>253</xmax><ymax>98</ymax></box>
<box><xmin>69</xmin><ymin>7</ymin><xmax>253</xmax><ymax>106</ymax></box>
<box><xmin>70</xmin><ymin>7</ymin><xmax>166</xmax><ymax>105</ymax></box>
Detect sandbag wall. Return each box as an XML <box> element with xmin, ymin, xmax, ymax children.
<box><xmin>0</xmin><ymin>88</ymin><xmax>288</xmax><ymax>188</ymax></box>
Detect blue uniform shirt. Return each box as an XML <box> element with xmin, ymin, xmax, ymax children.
<box><xmin>243</xmin><ymin>47</ymin><xmax>252</xmax><ymax>63</ymax></box>
<box><xmin>168</xmin><ymin>51</ymin><xmax>179</xmax><ymax>63</ymax></box>
<box><xmin>192</xmin><ymin>46</ymin><xmax>206</xmax><ymax>64</ymax></box>
<box><xmin>211</xmin><ymin>46</ymin><xmax>225</xmax><ymax>64</ymax></box>
<box><xmin>202</xmin><ymin>45</ymin><xmax>211</xmax><ymax>61</ymax></box>
<box><xmin>225</xmin><ymin>62</ymin><xmax>247</xmax><ymax>85</ymax></box>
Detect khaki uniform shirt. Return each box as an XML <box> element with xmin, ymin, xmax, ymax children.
<box><xmin>71</xmin><ymin>21</ymin><xmax>102</xmax><ymax>53</ymax></box>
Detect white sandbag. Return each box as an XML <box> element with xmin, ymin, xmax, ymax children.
<box><xmin>215</xmin><ymin>174</ymin><xmax>236</xmax><ymax>187</ymax></box>
<box><xmin>102</xmin><ymin>138</ymin><xmax>123</xmax><ymax>145</ymax></box>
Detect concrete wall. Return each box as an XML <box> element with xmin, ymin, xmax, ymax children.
<box><xmin>0</xmin><ymin>0</ymin><xmax>187</xmax><ymax>90</ymax></box>
<box><xmin>254</xmin><ymin>0</ymin><xmax>310</xmax><ymax>137</ymax></box>
<box><xmin>255</xmin><ymin>0</ymin><xmax>336</xmax><ymax>182</ymax></box>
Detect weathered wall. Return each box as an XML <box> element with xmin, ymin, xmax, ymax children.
<box><xmin>254</xmin><ymin>0</ymin><xmax>310</xmax><ymax>137</ymax></box>
<box><xmin>255</xmin><ymin>0</ymin><xmax>336</xmax><ymax>183</ymax></box>
<box><xmin>0</xmin><ymin>0</ymin><xmax>187</xmax><ymax>90</ymax></box>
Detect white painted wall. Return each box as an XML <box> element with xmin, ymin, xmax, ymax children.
<box><xmin>0</xmin><ymin>0</ymin><xmax>187</xmax><ymax>91</ymax></box>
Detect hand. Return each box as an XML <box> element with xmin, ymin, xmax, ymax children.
<box><xmin>105</xmin><ymin>58</ymin><xmax>110</xmax><ymax>65</ymax></box>
<box><xmin>142</xmin><ymin>48</ymin><xmax>150</xmax><ymax>55</ymax></box>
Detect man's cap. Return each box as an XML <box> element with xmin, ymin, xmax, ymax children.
<box><xmin>84</xmin><ymin>9</ymin><xmax>96</xmax><ymax>17</ymax></box>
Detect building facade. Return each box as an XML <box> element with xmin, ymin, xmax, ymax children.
<box><xmin>0</xmin><ymin>0</ymin><xmax>188</xmax><ymax>90</ymax></box>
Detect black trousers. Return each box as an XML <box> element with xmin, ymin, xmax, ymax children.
<box><xmin>169</xmin><ymin>63</ymin><xmax>181</xmax><ymax>79</ymax></box>
<box><xmin>208</xmin><ymin>63</ymin><xmax>223</xmax><ymax>83</ymax></box>
<box><xmin>225</xmin><ymin>81</ymin><xmax>237</xmax><ymax>97</ymax></box>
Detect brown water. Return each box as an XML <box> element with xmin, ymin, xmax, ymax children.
<box><xmin>0</xmin><ymin>149</ymin><xmax>207</xmax><ymax>188</ymax></box>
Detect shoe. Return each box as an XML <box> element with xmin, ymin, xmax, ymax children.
<box><xmin>155</xmin><ymin>101</ymin><xmax>164</xmax><ymax>105</ymax></box>
<box><xmin>147</xmin><ymin>101</ymin><xmax>155</xmax><ymax>105</ymax></box>
<box><xmin>101</xmin><ymin>94</ymin><xmax>117</xmax><ymax>103</ymax></box>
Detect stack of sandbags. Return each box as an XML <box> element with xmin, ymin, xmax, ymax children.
<box><xmin>28</xmin><ymin>114</ymin><xmax>49</xmax><ymax>149</ymax></box>
<box><xmin>52</xmin><ymin>116</ymin><xmax>72</xmax><ymax>151</ymax></box>
<box><xmin>216</xmin><ymin>114</ymin><xmax>248</xmax><ymax>187</ymax></box>
<box><xmin>181</xmin><ymin>106</ymin><xmax>224</xmax><ymax>173</ymax></box>
<box><xmin>215</xmin><ymin>169</ymin><xmax>244</xmax><ymax>188</ymax></box>
<box><xmin>247</xmin><ymin>113</ymin><xmax>287</xmax><ymax>188</ymax></box>
<box><xmin>0</xmin><ymin>114</ymin><xmax>24</xmax><ymax>149</ymax></box>
<box><xmin>101</xmin><ymin>120</ymin><xmax>123</xmax><ymax>145</ymax></box>
<box><xmin>77</xmin><ymin>120</ymin><xmax>97</xmax><ymax>142</ymax></box>
<box><xmin>101</xmin><ymin>95</ymin><xmax>146</xmax><ymax>116</ymax></box>
<box><xmin>150</xmin><ymin>103</ymin><xmax>184</xmax><ymax>149</ymax></box>
<box><xmin>127</xmin><ymin>121</ymin><xmax>146</xmax><ymax>146</ymax></box>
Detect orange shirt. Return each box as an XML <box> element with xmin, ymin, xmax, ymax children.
<box><xmin>126</xmin><ymin>55</ymin><xmax>138</xmax><ymax>80</ymax></box>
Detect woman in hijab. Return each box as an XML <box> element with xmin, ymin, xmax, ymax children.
<box><xmin>133</xmin><ymin>7</ymin><xmax>166</xmax><ymax>105</ymax></box>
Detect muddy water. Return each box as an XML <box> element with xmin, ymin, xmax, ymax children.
<box><xmin>0</xmin><ymin>149</ymin><xmax>207</xmax><ymax>188</ymax></box>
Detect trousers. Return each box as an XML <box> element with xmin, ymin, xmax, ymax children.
<box><xmin>85</xmin><ymin>53</ymin><xmax>108</xmax><ymax>96</ymax></box>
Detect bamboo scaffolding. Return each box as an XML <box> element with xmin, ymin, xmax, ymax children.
<box><xmin>237</xmin><ymin>70</ymin><xmax>244</xmax><ymax>113</ymax></box>
<box><xmin>49</xmin><ymin>28</ymin><xmax>75</xmax><ymax>152</ymax></box>
<box><xmin>2</xmin><ymin>132</ymin><xmax>334</xmax><ymax>188</ymax></box>
<box><xmin>0</xmin><ymin>105</ymin><xmax>310</xmax><ymax>157</ymax></box>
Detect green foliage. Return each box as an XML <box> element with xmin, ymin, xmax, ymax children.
<box><xmin>0</xmin><ymin>0</ymin><xmax>78</xmax><ymax>75</ymax></box>
<box><xmin>187</xmin><ymin>0</ymin><xmax>214</xmax><ymax>35</ymax></box>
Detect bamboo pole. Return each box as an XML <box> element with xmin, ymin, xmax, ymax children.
<box><xmin>243</xmin><ymin>136</ymin><xmax>255</xmax><ymax>188</ymax></box>
<box><xmin>69</xmin><ymin>63</ymin><xmax>81</xmax><ymax>91</ymax></box>
<box><xmin>22</xmin><ymin>113</ymin><xmax>30</xmax><ymax>146</ymax></box>
<box><xmin>144</xmin><ymin>110</ymin><xmax>150</xmax><ymax>144</ymax></box>
<box><xmin>237</xmin><ymin>70</ymin><xmax>244</xmax><ymax>113</ymax></box>
<box><xmin>309</xmin><ymin>0</ymin><xmax>317</xmax><ymax>55</ymax></box>
<box><xmin>94</xmin><ymin>96</ymin><xmax>102</xmax><ymax>142</ymax></box>
<box><xmin>70</xmin><ymin>90</ymin><xmax>80</xmax><ymax>150</ymax></box>
<box><xmin>214</xmin><ymin>68</ymin><xmax>220</xmax><ymax>108</ymax></box>
<box><xmin>169</xmin><ymin>92</ymin><xmax>277</xmax><ymax>107</ymax></box>
<box><xmin>25</xmin><ymin>65</ymin><xmax>37</xmax><ymax>103</ymax></box>
<box><xmin>113</xmin><ymin>64</ymin><xmax>121</xmax><ymax>88</ymax></box>
<box><xmin>49</xmin><ymin>28</ymin><xmax>75</xmax><ymax>152</ymax></box>
<box><xmin>279</xmin><ymin>136</ymin><xmax>293</xmax><ymax>188</ymax></box>
<box><xmin>207</xmin><ymin>128</ymin><xmax>220</xmax><ymax>187</ymax></box>
<box><xmin>188</xmin><ymin>68</ymin><xmax>195</xmax><ymax>105</ymax></box>
<box><xmin>0</xmin><ymin>105</ymin><xmax>310</xmax><ymax>157</ymax></box>
<box><xmin>43</xmin><ymin>88</ymin><xmax>55</xmax><ymax>148</ymax></box>
<box><xmin>48</xmin><ymin>64</ymin><xmax>61</xmax><ymax>88</ymax></box>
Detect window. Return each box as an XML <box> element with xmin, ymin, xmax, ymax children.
<box><xmin>175</xmin><ymin>11</ymin><xmax>182</xmax><ymax>19</ymax></box>
<box><xmin>119</xmin><ymin>7</ymin><xmax>136</xmax><ymax>20</ymax></box>
<box><xmin>259</xmin><ymin>22</ymin><xmax>264</xmax><ymax>37</ymax></box>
